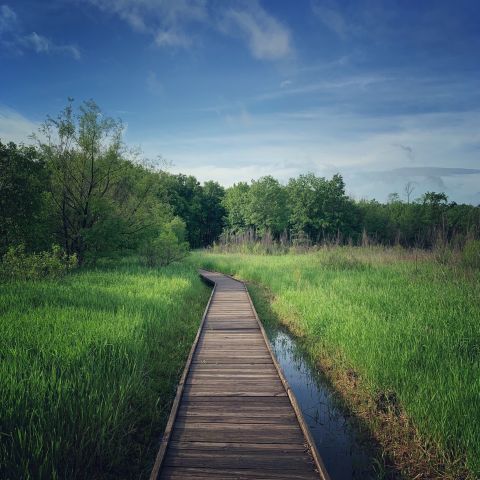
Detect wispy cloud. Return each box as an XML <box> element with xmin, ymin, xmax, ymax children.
<box><xmin>0</xmin><ymin>4</ymin><xmax>80</xmax><ymax>59</ymax></box>
<box><xmin>254</xmin><ymin>75</ymin><xmax>389</xmax><ymax>102</ymax></box>
<box><xmin>0</xmin><ymin>4</ymin><xmax>15</xmax><ymax>33</ymax></box>
<box><xmin>88</xmin><ymin>0</ymin><xmax>207</xmax><ymax>48</ymax></box>
<box><xmin>219</xmin><ymin>1</ymin><xmax>292</xmax><ymax>60</ymax></box>
<box><xmin>87</xmin><ymin>0</ymin><xmax>292</xmax><ymax>60</ymax></box>
<box><xmin>20</xmin><ymin>32</ymin><xmax>80</xmax><ymax>59</ymax></box>
<box><xmin>311</xmin><ymin>1</ymin><xmax>350</xmax><ymax>39</ymax></box>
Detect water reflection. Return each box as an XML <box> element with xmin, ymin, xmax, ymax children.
<box><xmin>266</xmin><ymin>329</ymin><xmax>375</xmax><ymax>480</ymax></box>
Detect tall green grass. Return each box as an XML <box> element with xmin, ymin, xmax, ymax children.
<box><xmin>193</xmin><ymin>248</ymin><xmax>480</xmax><ymax>476</ymax></box>
<box><xmin>0</xmin><ymin>258</ymin><xmax>209</xmax><ymax>479</ymax></box>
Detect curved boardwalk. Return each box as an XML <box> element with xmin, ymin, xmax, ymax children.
<box><xmin>151</xmin><ymin>270</ymin><xmax>329</xmax><ymax>480</ymax></box>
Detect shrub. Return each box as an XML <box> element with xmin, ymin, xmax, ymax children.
<box><xmin>462</xmin><ymin>239</ymin><xmax>480</xmax><ymax>269</ymax></box>
<box><xmin>0</xmin><ymin>244</ymin><xmax>78</xmax><ymax>281</ymax></box>
<box><xmin>141</xmin><ymin>217</ymin><xmax>189</xmax><ymax>267</ymax></box>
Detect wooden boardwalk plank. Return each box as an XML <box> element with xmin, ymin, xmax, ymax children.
<box><xmin>150</xmin><ymin>270</ymin><xmax>329</xmax><ymax>480</ymax></box>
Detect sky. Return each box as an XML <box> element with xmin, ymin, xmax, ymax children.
<box><xmin>1</xmin><ymin>0</ymin><xmax>480</xmax><ymax>204</ymax></box>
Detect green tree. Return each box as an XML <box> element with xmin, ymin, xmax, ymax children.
<box><xmin>156</xmin><ymin>173</ymin><xmax>205</xmax><ymax>247</ymax></box>
<box><xmin>287</xmin><ymin>173</ymin><xmax>357</xmax><ymax>242</ymax></box>
<box><xmin>37</xmin><ymin>100</ymin><xmax>166</xmax><ymax>263</ymax></box>
<box><xmin>201</xmin><ymin>181</ymin><xmax>225</xmax><ymax>245</ymax></box>
<box><xmin>0</xmin><ymin>141</ymin><xmax>52</xmax><ymax>254</ymax></box>
<box><xmin>222</xmin><ymin>182</ymin><xmax>250</xmax><ymax>233</ymax></box>
<box><xmin>422</xmin><ymin>191</ymin><xmax>448</xmax><ymax>243</ymax></box>
<box><xmin>247</xmin><ymin>176</ymin><xmax>288</xmax><ymax>237</ymax></box>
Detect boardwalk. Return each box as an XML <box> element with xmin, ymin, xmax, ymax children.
<box><xmin>150</xmin><ymin>270</ymin><xmax>330</xmax><ymax>480</ymax></box>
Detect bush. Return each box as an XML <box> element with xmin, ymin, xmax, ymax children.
<box><xmin>0</xmin><ymin>244</ymin><xmax>78</xmax><ymax>281</ymax></box>
<box><xmin>462</xmin><ymin>239</ymin><xmax>480</xmax><ymax>269</ymax></box>
<box><xmin>141</xmin><ymin>217</ymin><xmax>189</xmax><ymax>267</ymax></box>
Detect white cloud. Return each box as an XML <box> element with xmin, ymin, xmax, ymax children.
<box><xmin>20</xmin><ymin>32</ymin><xmax>81</xmax><ymax>59</ymax></box>
<box><xmin>0</xmin><ymin>106</ymin><xmax>39</xmax><ymax>144</ymax></box>
<box><xmin>311</xmin><ymin>1</ymin><xmax>349</xmax><ymax>39</ymax></box>
<box><xmin>220</xmin><ymin>1</ymin><xmax>292</xmax><ymax>60</ymax></box>
<box><xmin>0</xmin><ymin>4</ymin><xmax>16</xmax><ymax>33</ymax></box>
<box><xmin>0</xmin><ymin>5</ymin><xmax>80</xmax><ymax>59</ymax></box>
<box><xmin>88</xmin><ymin>0</ymin><xmax>292</xmax><ymax>60</ymax></box>
<box><xmin>88</xmin><ymin>0</ymin><xmax>207</xmax><ymax>49</ymax></box>
<box><xmin>154</xmin><ymin>29</ymin><xmax>191</xmax><ymax>47</ymax></box>
<box><xmin>254</xmin><ymin>75</ymin><xmax>389</xmax><ymax>102</ymax></box>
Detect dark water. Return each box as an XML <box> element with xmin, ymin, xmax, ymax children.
<box><xmin>265</xmin><ymin>328</ymin><xmax>375</xmax><ymax>480</ymax></box>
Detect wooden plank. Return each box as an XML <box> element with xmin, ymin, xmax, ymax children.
<box><xmin>179</xmin><ymin>403</ymin><xmax>293</xmax><ymax>414</ymax></box>
<box><xmin>164</xmin><ymin>449</ymin><xmax>315</xmax><ymax>470</ymax></box>
<box><xmin>160</xmin><ymin>467</ymin><xmax>318</xmax><ymax>479</ymax></box>
<box><xmin>171</xmin><ymin>424</ymin><xmax>305</xmax><ymax>444</ymax></box>
<box><xmin>186</xmin><ymin>374</ymin><xmax>280</xmax><ymax>381</ymax></box>
<box><xmin>182</xmin><ymin>396</ymin><xmax>290</xmax><ymax>409</ymax></box>
<box><xmin>168</xmin><ymin>441</ymin><xmax>308</xmax><ymax>452</ymax></box>
<box><xmin>183</xmin><ymin>387</ymin><xmax>287</xmax><ymax>397</ymax></box>
<box><xmin>176</xmin><ymin>415</ymin><xmax>295</xmax><ymax>425</ymax></box>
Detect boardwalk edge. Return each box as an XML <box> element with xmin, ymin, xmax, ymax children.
<box><xmin>149</xmin><ymin>275</ymin><xmax>216</xmax><ymax>480</ymax></box>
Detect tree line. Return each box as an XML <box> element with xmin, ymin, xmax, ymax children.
<box><xmin>221</xmin><ymin>174</ymin><xmax>480</xmax><ymax>248</ymax></box>
<box><xmin>1</xmin><ymin>100</ymin><xmax>479</xmax><ymax>272</ymax></box>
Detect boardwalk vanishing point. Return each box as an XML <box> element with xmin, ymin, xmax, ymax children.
<box><xmin>150</xmin><ymin>270</ymin><xmax>330</xmax><ymax>480</ymax></box>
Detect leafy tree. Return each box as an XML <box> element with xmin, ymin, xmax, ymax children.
<box><xmin>287</xmin><ymin>173</ymin><xmax>357</xmax><ymax>241</ymax></box>
<box><xmin>422</xmin><ymin>191</ymin><xmax>448</xmax><ymax>242</ymax></box>
<box><xmin>156</xmin><ymin>173</ymin><xmax>205</xmax><ymax>247</ymax></box>
<box><xmin>222</xmin><ymin>182</ymin><xmax>250</xmax><ymax>233</ymax></box>
<box><xmin>287</xmin><ymin>173</ymin><xmax>323</xmax><ymax>239</ymax></box>
<box><xmin>36</xmin><ymin>100</ymin><xmax>167</xmax><ymax>263</ymax></box>
<box><xmin>141</xmin><ymin>216</ymin><xmax>188</xmax><ymax>267</ymax></box>
<box><xmin>247</xmin><ymin>176</ymin><xmax>288</xmax><ymax>237</ymax></box>
<box><xmin>201</xmin><ymin>181</ymin><xmax>225</xmax><ymax>245</ymax></box>
<box><xmin>0</xmin><ymin>141</ymin><xmax>52</xmax><ymax>254</ymax></box>
<box><xmin>357</xmin><ymin>199</ymin><xmax>393</xmax><ymax>243</ymax></box>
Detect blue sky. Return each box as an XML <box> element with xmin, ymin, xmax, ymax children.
<box><xmin>1</xmin><ymin>0</ymin><xmax>479</xmax><ymax>203</ymax></box>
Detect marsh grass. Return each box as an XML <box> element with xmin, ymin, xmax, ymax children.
<box><xmin>193</xmin><ymin>247</ymin><xmax>480</xmax><ymax>478</ymax></box>
<box><xmin>0</xmin><ymin>258</ymin><xmax>209</xmax><ymax>479</ymax></box>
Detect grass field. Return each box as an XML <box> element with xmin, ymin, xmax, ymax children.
<box><xmin>193</xmin><ymin>248</ymin><xmax>480</xmax><ymax>477</ymax></box>
<box><xmin>0</xmin><ymin>258</ymin><xmax>210</xmax><ymax>480</ymax></box>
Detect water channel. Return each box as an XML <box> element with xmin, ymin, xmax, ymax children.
<box><xmin>264</xmin><ymin>326</ymin><xmax>377</xmax><ymax>479</ymax></box>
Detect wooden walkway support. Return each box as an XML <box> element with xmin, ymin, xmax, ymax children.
<box><xmin>150</xmin><ymin>270</ymin><xmax>330</xmax><ymax>480</ymax></box>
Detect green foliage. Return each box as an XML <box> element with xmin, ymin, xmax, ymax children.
<box><xmin>35</xmin><ymin>100</ymin><xmax>174</xmax><ymax>264</ymax></box>
<box><xmin>222</xmin><ymin>182</ymin><xmax>250</xmax><ymax>233</ymax></box>
<box><xmin>0</xmin><ymin>141</ymin><xmax>53</xmax><ymax>254</ymax></box>
<box><xmin>247</xmin><ymin>176</ymin><xmax>288</xmax><ymax>236</ymax></box>
<box><xmin>287</xmin><ymin>173</ymin><xmax>358</xmax><ymax>241</ymax></box>
<box><xmin>3</xmin><ymin>100</ymin><xmax>480</xmax><ymax>267</ymax></box>
<box><xmin>155</xmin><ymin>174</ymin><xmax>225</xmax><ymax>248</ymax></box>
<box><xmin>220</xmin><ymin>174</ymin><xmax>479</xmax><ymax>248</ymax></box>
<box><xmin>141</xmin><ymin>217</ymin><xmax>189</xmax><ymax>267</ymax></box>
<box><xmin>194</xmin><ymin>249</ymin><xmax>480</xmax><ymax>477</ymax></box>
<box><xmin>462</xmin><ymin>239</ymin><xmax>480</xmax><ymax>269</ymax></box>
<box><xmin>0</xmin><ymin>259</ymin><xmax>209</xmax><ymax>479</ymax></box>
<box><xmin>1</xmin><ymin>244</ymin><xmax>77</xmax><ymax>281</ymax></box>
<box><xmin>201</xmin><ymin>180</ymin><xmax>226</xmax><ymax>245</ymax></box>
